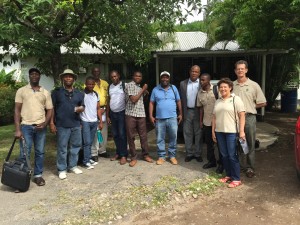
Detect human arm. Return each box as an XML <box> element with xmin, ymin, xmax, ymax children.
<box><xmin>212</xmin><ymin>114</ymin><xmax>217</xmax><ymax>143</ymax></box>
<box><xmin>106</xmin><ymin>97</ymin><xmax>111</xmax><ymax>125</ymax></box>
<box><xmin>256</xmin><ymin>102</ymin><xmax>267</xmax><ymax>108</ymax></box>
<box><xmin>97</xmin><ymin>102</ymin><xmax>103</xmax><ymax>130</ymax></box>
<box><xmin>199</xmin><ymin>106</ymin><xmax>204</xmax><ymax>129</ymax></box>
<box><xmin>176</xmin><ymin>100</ymin><xmax>183</xmax><ymax>124</ymax></box>
<box><xmin>36</xmin><ymin>108</ymin><xmax>52</xmax><ymax>130</ymax></box>
<box><xmin>14</xmin><ymin>102</ymin><xmax>23</xmax><ymax>139</ymax></box>
<box><xmin>129</xmin><ymin>84</ymin><xmax>148</xmax><ymax>103</ymax></box>
<box><xmin>238</xmin><ymin>111</ymin><xmax>246</xmax><ymax>140</ymax></box>
<box><xmin>149</xmin><ymin>101</ymin><xmax>156</xmax><ymax>126</ymax></box>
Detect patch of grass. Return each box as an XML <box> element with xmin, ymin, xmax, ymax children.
<box><xmin>59</xmin><ymin>175</ymin><xmax>222</xmax><ymax>225</ymax></box>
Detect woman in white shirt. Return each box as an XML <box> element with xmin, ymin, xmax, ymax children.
<box><xmin>212</xmin><ymin>78</ymin><xmax>245</xmax><ymax>188</ymax></box>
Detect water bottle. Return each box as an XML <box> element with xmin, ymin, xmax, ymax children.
<box><xmin>239</xmin><ymin>139</ymin><xmax>249</xmax><ymax>154</ymax></box>
<box><xmin>97</xmin><ymin>129</ymin><xmax>103</xmax><ymax>144</ymax></box>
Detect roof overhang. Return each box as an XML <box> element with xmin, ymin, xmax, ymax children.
<box><xmin>153</xmin><ymin>49</ymin><xmax>289</xmax><ymax>57</ymax></box>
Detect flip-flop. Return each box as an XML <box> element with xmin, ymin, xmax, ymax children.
<box><xmin>228</xmin><ymin>181</ymin><xmax>242</xmax><ymax>188</ymax></box>
<box><xmin>219</xmin><ymin>176</ymin><xmax>231</xmax><ymax>183</ymax></box>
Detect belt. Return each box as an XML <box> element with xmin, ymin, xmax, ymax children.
<box><xmin>187</xmin><ymin>107</ymin><xmax>195</xmax><ymax>110</ymax></box>
<box><xmin>100</xmin><ymin>106</ymin><xmax>106</xmax><ymax>109</ymax></box>
<box><xmin>246</xmin><ymin>112</ymin><xmax>255</xmax><ymax>116</ymax></box>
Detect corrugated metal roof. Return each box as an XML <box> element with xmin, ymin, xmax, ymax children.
<box><xmin>157</xmin><ymin>32</ymin><xmax>208</xmax><ymax>51</ymax></box>
<box><xmin>210</xmin><ymin>40</ymin><xmax>240</xmax><ymax>51</ymax></box>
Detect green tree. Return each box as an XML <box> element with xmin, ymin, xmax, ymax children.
<box><xmin>204</xmin><ymin>0</ymin><xmax>300</xmax><ymax>109</ymax></box>
<box><xmin>0</xmin><ymin>0</ymin><xmax>202</xmax><ymax>84</ymax></box>
<box><xmin>175</xmin><ymin>21</ymin><xmax>206</xmax><ymax>32</ymax></box>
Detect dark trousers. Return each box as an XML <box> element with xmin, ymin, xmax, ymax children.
<box><xmin>204</xmin><ymin>125</ymin><xmax>222</xmax><ymax>165</ymax></box>
<box><xmin>125</xmin><ymin>115</ymin><xmax>149</xmax><ymax>160</ymax></box>
<box><xmin>110</xmin><ymin>110</ymin><xmax>128</xmax><ymax>157</ymax></box>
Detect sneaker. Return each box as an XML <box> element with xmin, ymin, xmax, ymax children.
<box><xmin>156</xmin><ymin>158</ymin><xmax>165</xmax><ymax>165</ymax></box>
<box><xmin>83</xmin><ymin>163</ymin><xmax>94</xmax><ymax>170</ymax></box>
<box><xmin>70</xmin><ymin>167</ymin><xmax>83</xmax><ymax>174</ymax></box>
<box><xmin>170</xmin><ymin>157</ymin><xmax>178</xmax><ymax>165</ymax></box>
<box><xmin>59</xmin><ymin>171</ymin><xmax>67</xmax><ymax>180</ymax></box>
<box><xmin>91</xmin><ymin>156</ymin><xmax>99</xmax><ymax>162</ymax></box>
<box><xmin>90</xmin><ymin>159</ymin><xmax>98</xmax><ymax>166</ymax></box>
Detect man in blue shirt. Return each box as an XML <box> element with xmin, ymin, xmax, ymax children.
<box><xmin>50</xmin><ymin>69</ymin><xmax>85</xmax><ymax>180</ymax></box>
<box><xmin>149</xmin><ymin>71</ymin><xmax>183</xmax><ymax>165</ymax></box>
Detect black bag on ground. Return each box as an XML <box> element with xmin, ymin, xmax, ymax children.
<box><xmin>1</xmin><ymin>138</ymin><xmax>32</xmax><ymax>192</ymax></box>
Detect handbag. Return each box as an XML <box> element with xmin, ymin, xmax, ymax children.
<box><xmin>1</xmin><ymin>138</ymin><xmax>32</xmax><ymax>192</ymax></box>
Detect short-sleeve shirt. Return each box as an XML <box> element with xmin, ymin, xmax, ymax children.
<box><xmin>93</xmin><ymin>79</ymin><xmax>109</xmax><ymax>107</ymax></box>
<box><xmin>233</xmin><ymin>78</ymin><xmax>266</xmax><ymax>114</ymax></box>
<box><xmin>15</xmin><ymin>84</ymin><xmax>53</xmax><ymax>125</ymax></box>
<box><xmin>125</xmin><ymin>81</ymin><xmax>145</xmax><ymax>117</ymax></box>
<box><xmin>213</xmin><ymin>94</ymin><xmax>245</xmax><ymax>133</ymax></box>
<box><xmin>80</xmin><ymin>91</ymin><xmax>99</xmax><ymax>122</ymax></box>
<box><xmin>150</xmin><ymin>84</ymin><xmax>180</xmax><ymax>119</ymax></box>
<box><xmin>51</xmin><ymin>87</ymin><xmax>85</xmax><ymax>128</ymax></box>
<box><xmin>196</xmin><ymin>84</ymin><xmax>216</xmax><ymax>126</ymax></box>
<box><xmin>109</xmin><ymin>81</ymin><xmax>126</xmax><ymax>112</ymax></box>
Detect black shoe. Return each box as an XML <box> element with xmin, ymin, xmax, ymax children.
<box><xmin>185</xmin><ymin>156</ymin><xmax>194</xmax><ymax>162</ymax></box>
<box><xmin>195</xmin><ymin>156</ymin><xmax>203</xmax><ymax>163</ymax></box>
<box><xmin>216</xmin><ymin>165</ymin><xmax>224</xmax><ymax>174</ymax></box>
<box><xmin>202</xmin><ymin>162</ymin><xmax>217</xmax><ymax>169</ymax></box>
<box><xmin>91</xmin><ymin>156</ymin><xmax>99</xmax><ymax>162</ymax></box>
<box><xmin>99</xmin><ymin>152</ymin><xmax>110</xmax><ymax>158</ymax></box>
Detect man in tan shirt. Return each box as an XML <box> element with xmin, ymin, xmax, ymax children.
<box><xmin>233</xmin><ymin>60</ymin><xmax>267</xmax><ymax>178</ymax></box>
<box><xmin>197</xmin><ymin>73</ymin><xmax>223</xmax><ymax>173</ymax></box>
<box><xmin>14</xmin><ymin>68</ymin><xmax>53</xmax><ymax>186</ymax></box>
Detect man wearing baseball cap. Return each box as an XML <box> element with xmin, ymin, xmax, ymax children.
<box><xmin>149</xmin><ymin>71</ymin><xmax>182</xmax><ymax>165</ymax></box>
<box><xmin>50</xmin><ymin>69</ymin><xmax>85</xmax><ymax>180</ymax></box>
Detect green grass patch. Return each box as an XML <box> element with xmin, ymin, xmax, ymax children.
<box><xmin>59</xmin><ymin>175</ymin><xmax>222</xmax><ymax>225</ymax></box>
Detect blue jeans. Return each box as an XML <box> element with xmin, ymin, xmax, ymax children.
<box><xmin>19</xmin><ymin>125</ymin><xmax>46</xmax><ymax>177</ymax></box>
<box><xmin>110</xmin><ymin>110</ymin><xmax>128</xmax><ymax>157</ymax></box>
<box><xmin>156</xmin><ymin>117</ymin><xmax>178</xmax><ymax>159</ymax></box>
<box><xmin>81</xmin><ymin>121</ymin><xmax>98</xmax><ymax>164</ymax></box>
<box><xmin>56</xmin><ymin>126</ymin><xmax>82</xmax><ymax>172</ymax></box>
<box><xmin>216</xmin><ymin>132</ymin><xmax>240</xmax><ymax>181</ymax></box>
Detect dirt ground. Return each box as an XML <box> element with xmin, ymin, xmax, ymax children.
<box><xmin>118</xmin><ymin>111</ymin><xmax>300</xmax><ymax>225</ymax></box>
<box><xmin>1</xmin><ymin>111</ymin><xmax>300</xmax><ymax>225</ymax></box>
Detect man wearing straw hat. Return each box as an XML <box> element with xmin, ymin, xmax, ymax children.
<box><xmin>50</xmin><ymin>69</ymin><xmax>85</xmax><ymax>180</ymax></box>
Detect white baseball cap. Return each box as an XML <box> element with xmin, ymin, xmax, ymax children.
<box><xmin>160</xmin><ymin>71</ymin><xmax>170</xmax><ymax>77</ymax></box>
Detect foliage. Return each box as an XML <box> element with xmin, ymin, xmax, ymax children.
<box><xmin>0</xmin><ymin>69</ymin><xmax>27</xmax><ymax>124</ymax></box>
<box><xmin>0</xmin><ymin>0</ymin><xmax>202</xmax><ymax>84</ymax></box>
<box><xmin>204</xmin><ymin>0</ymin><xmax>300</xmax><ymax>108</ymax></box>
<box><xmin>175</xmin><ymin>21</ymin><xmax>206</xmax><ymax>32</ymax></box>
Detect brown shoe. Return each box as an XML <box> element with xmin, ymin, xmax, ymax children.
<box><xmin>120</xmin><ymin>157</ymin><xmax>127</xmax><ymax>165</ymax></box>
<box><xmin>129</xmin><ymin>159</ymin><xmax>137</xmax><ymax>167</ymax></box>
<box><xmin>33</xmin><ymin>177</ymin><xmax>46</xmax><ymax>186</ymax></box>
<box><xmin>170</xmin><ymin>157</ymin><xmax>178</xmax><ymax>165</ymax></box>
<box><xmin>156</xmin><ymin>158</ymin><xmax>165</xmax><ymax>165</ymax></box>
<box><xmin>144</xmin><ymin>155</ymin><xmax>153</xmax><ymax>163</ymax></box>
<box><xmin>110</xmin><ymin>154</ymin><xmax>120</xmax><ymax>161</ymax></box>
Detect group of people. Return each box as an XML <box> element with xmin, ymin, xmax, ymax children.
<box><xmin>14</xmin><ymin>59</ymin><xmax>266</xmax><ymax>189</ymax></box>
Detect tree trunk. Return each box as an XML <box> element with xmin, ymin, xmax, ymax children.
<box><xmin>50</xmin><ymin>48</ymin><xmax>63</xmax><ymax>86</ymax></box>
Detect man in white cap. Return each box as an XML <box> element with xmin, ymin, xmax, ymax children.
<box><xmin>149</xmin><ymin>71</ymin><xmax>182</xmax><ymax>165</ymax></box>
<box><xmin>50</xmin><ymin>69</ymin><xmax>85</xmax><ymax>180</ymax></box>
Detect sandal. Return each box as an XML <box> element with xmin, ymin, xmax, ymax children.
<box><xmin>219</xmin><ymin>176</ymin><xmax>231</xmax><ymax>183</ymax></box>
<box><xmin>228</xmin><ymin>181</ymin><xmax>242</xmax><ymax>188</ymax></box>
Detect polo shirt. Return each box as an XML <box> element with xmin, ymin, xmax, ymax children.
<box><xmin>109</xmin><ymin>81</ymin><xmax>126</xmax><ymax>112</ymax></box>
<box><xmin>51</xmin><ymin>87</ymin><xmax>85</xmax><ymax>128</ymax></box>
<box><xmin>196</xmin><ymin>84</ymin><xmax>216</xmax><ymax>126</ymax></box>
<box><xmin>213</xmin><ymin>94</ymin><xmax>245</xmax><ymax>133</ymax></box>
<box><xmin>125</xmin><ymin>81</ymin><xmax>146</xmax><ymax>117</ymax></box>
<box><xmin>233</xmin><ymin>78</ymin><xmax>266</xmax><ymax>114</ymax></box>
<box><xmin>187</xmin><ymin>78</ymin><xmax>199</xmax><ymax>108</ymax></box>
<box><xmin>80</xmin><ymin>91</ymin><xmax>99</xmax><ymax>122</ymax></box>
<box><xmin>15</xmin><ymin>84</ymin><xmax>53</xmax><ymax>125</ymax></box>
<box><xmin>93</xmin><ymin>79</ymin><xmax>109</xmax><ymax>107</ymax></box>
<box><xmin>150</xmin><ymin>84</ymin><xmax>180</xmax><ymax>119</ymax></box>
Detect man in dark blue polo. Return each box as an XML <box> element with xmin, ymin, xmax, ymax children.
<box><xmin>50</xmin><ymin>69</ymin><xmax>85</xmax><ymax>180</ymax></box>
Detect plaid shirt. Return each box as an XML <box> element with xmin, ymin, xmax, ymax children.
<box><xmin>125</xmin><ymin>81</ymin><xmax>146</xmax><ymax>117</ymax></box>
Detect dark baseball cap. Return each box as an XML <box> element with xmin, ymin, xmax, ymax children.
<box><xmin>29</xmin><ymin>68</ymin><xmax>41</xmax><ymax>75</ymax></box>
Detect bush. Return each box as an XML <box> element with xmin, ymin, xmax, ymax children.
<box><xmin>0</xmin><ymin>85</ymin><xmax>16</xmax><ymax>125</ymax></box>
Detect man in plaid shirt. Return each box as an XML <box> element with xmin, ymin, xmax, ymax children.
<box><xmin>125</xmin><ymin>71</ymin><xmax>153</xmax><ymax>167</ymax></box>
